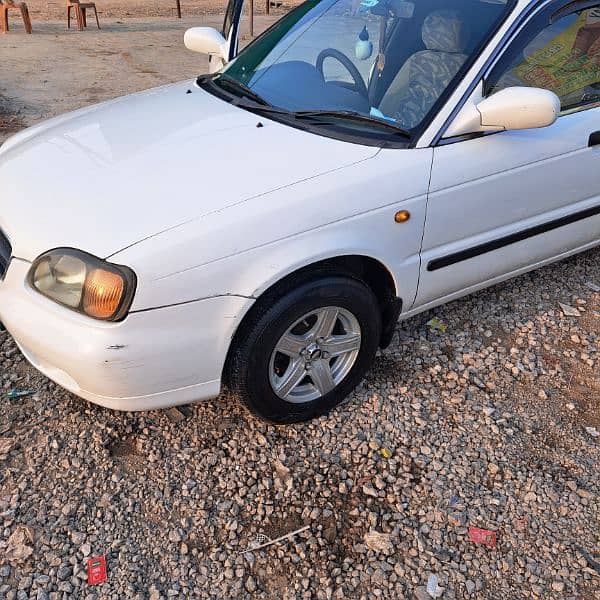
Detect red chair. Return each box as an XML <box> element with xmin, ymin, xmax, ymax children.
<box><xmin>0</xmin><ymin>0</ymin><xmax>33</xmax><ymax>34</ymax></box>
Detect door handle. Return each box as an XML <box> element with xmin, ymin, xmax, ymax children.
<box><xmin>589</xmin><ymin>131</ymin><xmax>600</xmax><ymax>147</ymax></box>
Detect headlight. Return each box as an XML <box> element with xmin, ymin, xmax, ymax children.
<box><xmin>29</xmin><ymin>249</ymin><xmax>136</xmax><ymax>321</ymax></box>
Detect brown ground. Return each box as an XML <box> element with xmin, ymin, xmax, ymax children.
<box><xmin>23</xmin><ymin>0</ymin><xmax>294</xmax><ymax>20</ymax></box>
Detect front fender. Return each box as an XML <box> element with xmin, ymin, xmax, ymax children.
<box><xmin>114</xmin><ymin>147</ymin><xmax>432</xmax><ymax>315</ymax></box>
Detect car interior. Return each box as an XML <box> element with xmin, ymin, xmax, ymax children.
<box><xmin>373</xmin><ymin>0</ymin><xmax>510</xmax><ymax>127</ymax></box>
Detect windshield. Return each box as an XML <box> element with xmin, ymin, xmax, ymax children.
<box><xmin>214</xmin><ymin>0</ymin><xmax>514</xmax><ymax>138</ymax></box>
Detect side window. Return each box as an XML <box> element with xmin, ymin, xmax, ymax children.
<box><xmin>487</xmin><ymin>5</ymin><xmax>600</xmax><ymax>113</ymax></box>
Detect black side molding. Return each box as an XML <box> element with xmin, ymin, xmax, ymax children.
<box><xmin>427</xmin><ymin>203</ymin><xmax>600</xmax><ymax>272</ymax></box>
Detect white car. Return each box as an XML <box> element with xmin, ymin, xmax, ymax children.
<box><xmin>1</xmin><ymin>0</ymin><xmax>599</xmax><ymax>423</ymax></box>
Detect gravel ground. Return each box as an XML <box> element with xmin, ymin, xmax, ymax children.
<box><xmin>0</xmin><ymin>247</ymin><xmax>598</xmax><ymax>599</ymax></box>
<box><xmin>0</xmin><ymin>14</ymin><xmax>281</xmax><ymax>146</ymax></box>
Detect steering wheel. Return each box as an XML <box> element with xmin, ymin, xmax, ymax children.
<box><xmin>316</xmin><ymin>48</ymin><xmax>369</xmax><ymax>100</ymax></box>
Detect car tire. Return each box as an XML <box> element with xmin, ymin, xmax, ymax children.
<box><xmin>226</xmin><ymin>275</ymin><xmax>381</xmax><ymax>423</ymax></box>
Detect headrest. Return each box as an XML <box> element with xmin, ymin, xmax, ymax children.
<box><xmin>422</xmin><ymin>10</ymin><xmax>468</xmax><ymax>53</ymax></box>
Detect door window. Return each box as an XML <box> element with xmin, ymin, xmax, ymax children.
<box><xmin>487</xmin><ymin>4</ymin><xmax>600</xmax><ymax>112</ymax></box>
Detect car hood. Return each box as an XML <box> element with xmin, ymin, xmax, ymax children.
<box><xmin>0</xmin><ymin>80</ymin><xmax>377</xmax><ymax>262</ymax></box>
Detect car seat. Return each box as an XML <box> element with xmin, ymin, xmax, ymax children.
<box><xmin>379</xmin><ymin>9</ymin><xmax>469</xmax><ymax>128</ymax></box>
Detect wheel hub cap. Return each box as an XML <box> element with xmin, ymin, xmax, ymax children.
<box><xmin>269</xmin><ymin>306</ymin><xmax>362</xmax><ymax>404</ymax></box>
<box><xmin>306</xmin><ymin>345</ymin><xmax>322</xmax><ymax>361</ymax></box>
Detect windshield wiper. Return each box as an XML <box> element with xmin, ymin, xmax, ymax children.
<box><xmin>198</xmin><ymin>73</ymin><xmax>273</xmax><ymax>107</ymax></box>
<box><xmin>196</xmin><ymin>78</ymin><xmax>411</xmax><ymax>140</ymax></box>
<box><xmin>292</xmin><ymin>110</ymin><xmax>411</xmax><ymax>138</ymax></box>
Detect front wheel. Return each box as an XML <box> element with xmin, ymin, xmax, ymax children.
<box><xmin>226</xmin><ymin>276</ymin><xmax>381</xmax><ymax>423</ymax></box>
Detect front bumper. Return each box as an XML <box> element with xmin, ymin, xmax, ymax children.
<box><xmin>0</xmin><ymin>258</ymin><xmax>253</xmax><ymax>411</ymax></box>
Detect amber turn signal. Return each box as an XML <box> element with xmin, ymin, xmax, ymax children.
<box><xmin>394</xmin><ymin>210</ymin><xmax>411</xmax><ymax>223</ymax></box>
<box><xmin>83</xmin><ymin>268</ymin><xmax>126</xmax><ymax>319</ymax></box>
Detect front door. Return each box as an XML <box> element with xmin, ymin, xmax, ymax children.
<box><xmin>206</xmin><ymin>0</ymin><xmax>246</xmax><ymax>73</ymax></box>
<box><xmin>415</xmin><ymin>1</ymin><xmax>600</xmax><ymax>308</ymax></box>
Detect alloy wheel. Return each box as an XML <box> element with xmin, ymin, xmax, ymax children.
<box><xmin>268</xmin><ymin>306</ymin><xmax>362</xmax><ymax>403</ymax></box>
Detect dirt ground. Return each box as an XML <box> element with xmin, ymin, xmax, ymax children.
<box><xmin>0</xmin><ymin>11</ymin><xmax>284</xmax><ymax>143</ymax></box>
<box><xmin>21</xmin><ymin>0</ymin><xmax>294</xmax><ymax>20</ymax></box>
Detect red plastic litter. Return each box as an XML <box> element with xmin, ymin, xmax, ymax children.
<box><xmin>468</xmin><ymin>527</ymin><xmax>497</xmax><ymax>548</ymax></box>
<box><xmin>87</xmin><ymin>556</ymin><xmax>107</xmax><ymax>585</ymax></box>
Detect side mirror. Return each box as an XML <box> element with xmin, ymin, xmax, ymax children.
<box><xmin>444</xmin><ymin>86</ymin><xmax>561</xmax><ymax>138</ymax></box>
<box><xmin>184</xmin><ymin>27</ymin><xmax>228</xmax><ymax>62</ymax></box>
<box><xmin>476</xmin><ymin>87</ymin><xmax>560</xmax><ymax>131</ymax></box>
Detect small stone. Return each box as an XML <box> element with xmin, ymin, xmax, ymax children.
<box><xmin>56</xmin><ymin>566</ymin><xmax>72</xmax><ymax>581</ymax></box>
<box><xmin>148</xmin><ymin>586</ymin><xmax>161</xmax><ymax>600</ymax></box>
<box><xmin>273</xmin><ymin>458</ymin><xmax>293</xmax><ymax>492</ymax></box>
<box><xmin>71</xmin><ymin>532</ymin><xmax>86</xmax><ymax>545</ymax></box>
<box><xmin>363</xmin><ymin>530</ymin><xmax>394</xmax><ymax>555</ymax></box>
<box><xmin>245</xmin><ymin>577</ymin><xmax>257</xmax><ymax>593</ymax></box>
<box><xmin>558</xmin><ymin>303</ymin><xmax>580</xmax><ymax>317</ymax></box>
<box><xmin>488</xmin><ymin>463</ymin><xmax>500</xmax><ymax>475</ymax></box>
<box><xmin>6</xmin><ymin>527</ymin><xmax>34</xmax><ymax>565</ymax></box>
<box><xmin>17</xmin><ymin>576</ymin><xmax>32</xmax><ymax>591</ymax></box>
<box><xmin>168</xmin><ymin>530</ymin><xmax>183</xmax><ymax>543</ymax></box>
<box><xmin>57</xmin><ymin>582</ymin><xmax>72</xmax><ymax>594</ymax></box>
<box><xmin>447</xmin><ymin>511</ymin><xmax>466</xmax><ymax>527</ymax></box>
<box><xmin>254</xmin><ymin>432</ymin><xmax>268</xmax><ymax>446</ymax></box>
<box><xmin>414</xmin><ymin>586</ymin><xmax>430</xmax><ymax>600</ymax></box>
<box><xmin>165</xmin><ymin>407</ymin><xmax>185</xmax><ymax>423</ymax></box>
<box><xmin>363</xmin><ymin>484</ymin><xmax>379</xmax><ymax>498</ymax></box>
